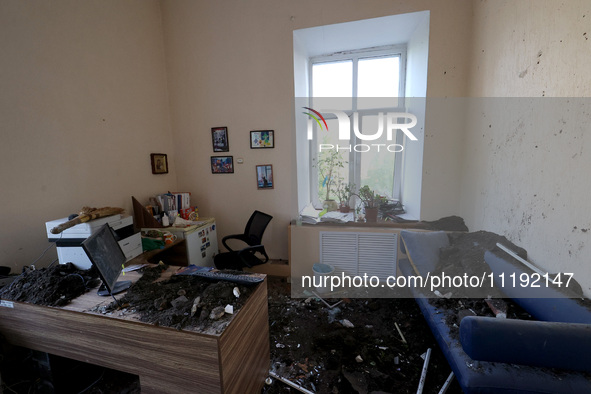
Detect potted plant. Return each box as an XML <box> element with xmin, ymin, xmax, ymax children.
<box><xmin>335</xmin><ymin>180</ymin><xmax>355</xmax><ymax>213</ymax></box>
<box><xmin>354</xmin><ymin>185</ymin><xmax>387</xmax><ymax>222</ymax></box>
<box><xmin>314</xmin><ymin>150</ymin><xmax>347</xmax><ymax>211</ymax></box>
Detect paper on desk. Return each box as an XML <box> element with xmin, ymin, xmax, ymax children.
<box><xmin>123</xmin><ymin>264</ymin><xmax>148</xmax><ymax>273</ymax></box>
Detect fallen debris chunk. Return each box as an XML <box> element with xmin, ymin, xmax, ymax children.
<box><xmin>434</xmin><ymin>290</ymin><xmax>452</xmax><ymax>299</ymax></box>
<box><xmin>485</xmin><ymin>298</ymin><xmax>507</xmax><ymax>318</ymax></box>
<box><xmin>394</xmin><ymin>322</ymin><xmax>408</xmax><ymax>344</ymax></box>
<box><xmin>311</xmin><ymin>290</ymin><xmax>343</xmax><ymax>309</ymax></box>
<box><xmin>438</xmin><ymin>371</ymin><xmax>455</xmax><ymax>394</ymax></box>
<box><xmin>342</xmin><ymin>369</ymin><xmax>369</xmax><ymax>394</ymax></box>
<box><xmin>417</xmin><ymin>348</ymin><xmax>432</xmax><ymax>394</ymax></box>
<box><xmin>224</xmin><ymin>304</ymin><xmax>234</xmax><ymax>314</ymax></box>
<box><xmin>171</xmin><ymin>295</ymin><xmax>188</xmax><ymax>309</ymax></box>
<box><xmin>190</xmin><ymin>296</ymin><xmax>201</xmax><ymax>317</ymax></box>
<box><xmin>269</xmin><ymin>371</ymin><xmax>315</xmax><ymax>394</ymax></box>
<box><xmin>233</xmin><ymin>287</ymin><xmax>240</xmax><ymax>298</ymax></box>
<box><xmin>209</xmin><ymin>306</ymin><xmax>225</xmax><ymax>320</ymax></box>
<box><xmin>340</xmin><ymin>319</ymin><xmax>354</xmax><ymax>328</ymax></box>
<box><xmin>355</xmin><ymin>355</ymin><xmax>364</xmax><ymax>363</ymax></box>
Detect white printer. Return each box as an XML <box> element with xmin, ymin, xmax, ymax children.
<box><xmin>45</xmin><ymin>214</ymin><xmax>142</xmax><ymax>269</ymax></box>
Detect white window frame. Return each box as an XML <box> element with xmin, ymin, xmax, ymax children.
<box><xmin>308</xmin><ymin>45</ymin><xmax>407</xmax><ymax>207</ymax></box>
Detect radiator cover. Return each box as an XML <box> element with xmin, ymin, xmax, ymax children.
<box><xmin>319</xmin><ymin>231</ymin><xmax>397</xmax><ymax>280</ymax></box>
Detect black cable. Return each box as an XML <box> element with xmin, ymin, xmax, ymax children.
<box><xmin>76</xmin><ymin>368</ymin><xmax>105</xmax><ymax>394</ymax></box>
<box><xmin>66</xmin><ymin>273</ymin><xmax>87</xmax><ymax>289</ymax></box>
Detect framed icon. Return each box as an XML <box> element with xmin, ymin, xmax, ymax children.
<box><xmin>211</xmin><ymin>156</ymin><xmax>234</xmax><ymax>174</ymax></box>
<box><xmin>256</xmin><ymin>164</ymin><xmax>273</xmax><ymax>189</ymax></box>
<box><xmin>212</xmin><ymin>127</ymin><xmax>229</xmax><ymax>152</ymax></box>
<box><xmin>150</xmin><ymin>153</ymin><xmax>168</xmax><ymax>174</ymax></box>
<box><xmin>250</xmin><ymin>130</ymin><xmax>274</xmax><ymax>149</ymax></box>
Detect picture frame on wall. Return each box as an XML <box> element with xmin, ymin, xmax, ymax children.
<box><xmin>250</xmin><ymin>130</ymin><xmax>274</xmax><ymax>149</ymax></box>
<box><xmin>211</xmin><ymin>127</ymin><xmax>229</xmax><ymax>152</ymax></box>
<box><xmin>211</xmin><ymin>156</ymin><xmax>234</xmax><ymax>174</ymax></box>
<box><xmin>256</xmin><ymin>164</ymin><xmax>273</xmax><ymax>189</ymax></box>
<box><xmin>150</xmin><ymin>153</ymin><xmax>168</xmax><ymax>174</ymax></box>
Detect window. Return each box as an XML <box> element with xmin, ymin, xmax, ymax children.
<box><xmin>309</xmin><ymin>46</ymin><xmax>406</xmax><ymax>207</ymax></box>
<box><xmin>293</xmin><ymin>11</ymin><xmax>429</xmax><ymax>219</ymax></box>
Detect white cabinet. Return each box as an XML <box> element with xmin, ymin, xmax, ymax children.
<box><xmin>143</xmin><ymin>218</ymin><xmax>218</xmax><ymax>267</ymax></box>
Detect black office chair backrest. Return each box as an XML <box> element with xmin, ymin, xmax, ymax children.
<box><xmin>244</xmin><ymin>210</ymin><xmax>273</xmax><ymax>245</ymax></box>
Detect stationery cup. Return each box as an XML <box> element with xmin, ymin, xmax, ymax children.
<box><xmin>163</xmin><ymin>232</ymin><xmax>177</xmax><ymax>245</ymax></box>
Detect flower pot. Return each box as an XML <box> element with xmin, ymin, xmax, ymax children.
<box><xmin>364</xmin><ymin>207</ymin><xmax>378</xmax><ymax>222</ymax></box>
<box><xmin>323</xmin><ymin>200</ymin><xmax>338</xmax><ymax>212</ymax></box>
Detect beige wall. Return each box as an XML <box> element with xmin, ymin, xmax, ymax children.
<box><xmin>461</xmin><ymin>0</ymin><xmax>591</xmax><ymax>295</ymax></box>
<box><xmin>161</xmin><ymin>0</ymin><xmax>473</xmax><ymax>261</ymax></box>
<box><xmin>0</xmin><ymin>1</ymin><xmax>177</xmax><ymax>271</ymax></box>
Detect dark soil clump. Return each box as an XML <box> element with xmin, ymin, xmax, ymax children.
<box><xmin>0</xmin><ymin>263</ymin><xmax>99</xmax><ymax>307</ymax></box>
<box><xmin>420</xmin><ymin>215</ymin><xmax>469</xmax><ymax>232</ymax></box>
<box><xmin>432</xmin><ymin>230</ymin><xmax>526</xmax><ymax>298</ymax></box>
<box><xmin>103</xmin><ymin>264</ymin><xmax>256</xmax><ymax>333</ymax></box>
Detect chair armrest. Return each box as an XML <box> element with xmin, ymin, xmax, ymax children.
<box><xmin>237</xmin><ymin>244</ymin><xmax>269</xmax><ymax>267</ymax></box>
<box><xmin>222</xmin><ymin>234</ymin><xmax>250</xmax><ymax>252</ymax></box>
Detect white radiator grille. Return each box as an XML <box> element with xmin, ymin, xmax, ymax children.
<box><xmin>319</xmin><ymin>232</ymin><xmax>397</xmax><ymax>280</ymax></box>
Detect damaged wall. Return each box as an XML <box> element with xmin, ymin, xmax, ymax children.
<box><xmin>461</xmin><ymin>0</ymin><xmax>591</xmax><ymax>295</ymax></box>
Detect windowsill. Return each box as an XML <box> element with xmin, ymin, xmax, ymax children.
<box><xmin>291</xmin><ymin>217</ymin><xmax>423</xmax><ymax>228</ymax></box>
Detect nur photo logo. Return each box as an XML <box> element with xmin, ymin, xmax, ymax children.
<box><xmin>303</xmin><ymin>107</ymin><xmax>418</xmax><ymax>153</ymax></box>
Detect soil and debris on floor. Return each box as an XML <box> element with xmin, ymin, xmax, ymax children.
<box><xmin>263</xmin><ymin>278</ymin><xmax>463</xmax><ymax>394</ymax></box>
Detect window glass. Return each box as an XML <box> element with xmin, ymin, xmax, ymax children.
<box><xmin>309</xmin><ymin>48</ymin><xmax>405</xmax><ymax>206</ymax></box>
<box><xmin>357</xmin><ymin>56</ymin><xmax>400</xmax><ymax>109</ymax></box>
<box><xmin>315</xmin><ymin>118</ymin><xmax>349</xmax><ymax>203</ymax></box>
<box><xmin>358</xmin><ymin>114</ymin><xmax>395</xmax><ymax>197</ymax></box>
<box><xmin>312</xmin><ymin>61</ymin><xmax>353</xmax><ymax>110</ymax></box>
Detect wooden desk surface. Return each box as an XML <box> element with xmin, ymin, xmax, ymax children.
<box><xmin>0</xmin><ymin>261</ymin><xmax>270</xmax><ymax>393</ymax></box>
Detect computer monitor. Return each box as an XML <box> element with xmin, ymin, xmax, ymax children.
<box><xmin>82</xmin><ymin>223</ymin><xmax>131</xmax><ymax>296</ymax></box>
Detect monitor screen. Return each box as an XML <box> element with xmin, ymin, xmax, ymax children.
<box><xmin>82</xmin><ymin>223</ymin><xmax>127</xmax><ymax>295</ymax></box>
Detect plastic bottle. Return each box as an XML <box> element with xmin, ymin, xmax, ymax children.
<box><xmin>162</xmin><ymin>213</ymin><xmax>169</xmax><ymax>227</ymax></box>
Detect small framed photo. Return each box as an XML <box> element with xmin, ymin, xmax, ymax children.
<box><xmin>256</xmin><ymin>164</ymin><xmax>274</xmax><ymax>189</ymax></box>
<box><xmin>250</xmin><ymin>130</ymin><xmax>274</xmax><ymax>149</ymax></box>
<box><xmin>211</xmin><ymin>156</ymin><xmax>234</xmax><ymax>174</ymax></box>
<box><xmin>150</xmin><ymin>153</ymin><xmax>168</xmax><ymax>174</ymax></box>
<box><xmin>212</xmin><ymin>127</ymin><xmax>229</xmax><ymax>152</ymax></box>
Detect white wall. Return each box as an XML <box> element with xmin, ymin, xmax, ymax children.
<box><xmin>160</xmin><ymin>1</ymin><xmax>472</xmax><ymax>262</ymax></box>
<box><xmin>402</xmin><ymin>13</ymin><xmax>430</xmax><ymax>219</ymax></box>
<box><xmin>0</xmin><ymin>0</ymin><xmax>474</xmax><ymax>271</ymax></box>
<box><xmin>462</xmin><ymin>0</ymin><xmax>591</xmax><ymax>295</ymax></box>
<box><xmin>0</xmin><ymin>0</ymin><xmax>176</xmax><ymax>271</ymax></box>
<box><xmin>293</xmin><ymin>35</ymin><xmax>311</xmax><ymax>213</ymax></box>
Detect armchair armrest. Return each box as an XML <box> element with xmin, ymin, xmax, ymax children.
<box><xmin>222</xmin><ymin>233</ymin><xmax>250</xmax><ymax>252</ymax></box>
<box><xmin>237</xmin><ymin>244</ymin><xmax>269</xmax><ymax>267</ymax></box>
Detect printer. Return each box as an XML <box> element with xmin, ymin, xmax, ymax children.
<box><xmin>45</xmin><ymin>214</ymin><xmax>142</xmax><ymax>269</ymax></box>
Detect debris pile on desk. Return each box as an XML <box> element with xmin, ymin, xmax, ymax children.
<box><xmin>104</xmin><ymin>264</ymin><xmax>255</xmax><ymax>333</ymax></box>
<box><xmin>0</xmin><ymin>263</ymin><xmax>99</xmax><ymax>306</ymax></box>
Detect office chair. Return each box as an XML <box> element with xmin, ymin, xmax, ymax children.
<box><xmin>214</xmin><ymin>210</ymin><xmax>273</xmax><ymax>270</ymax></box>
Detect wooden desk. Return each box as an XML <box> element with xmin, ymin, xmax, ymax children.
<box><xmin>0</xmin><ymin>265</ymin><xmax>270</xmax><ymax>393</ymax></box>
